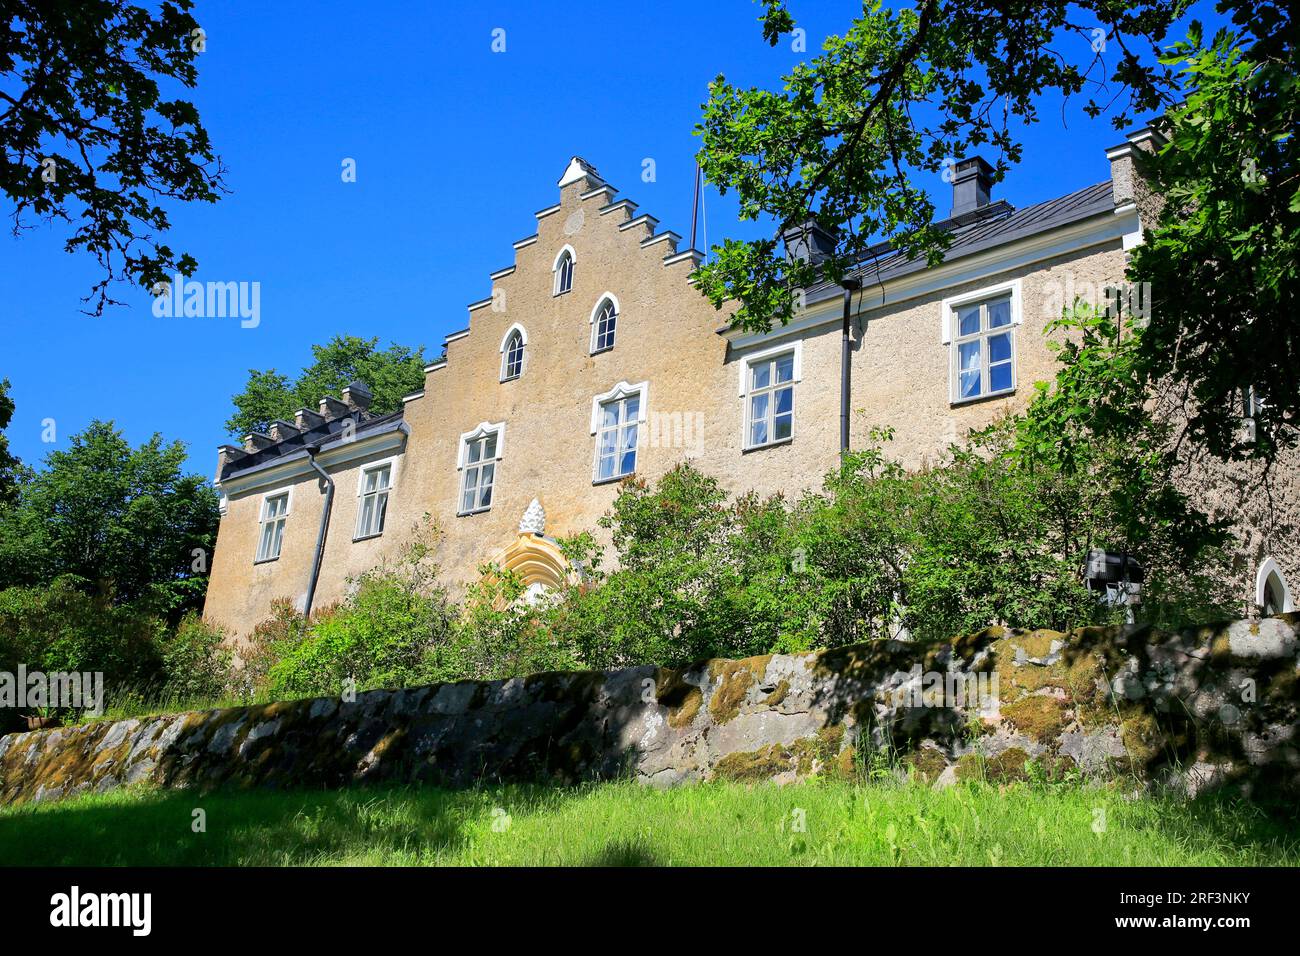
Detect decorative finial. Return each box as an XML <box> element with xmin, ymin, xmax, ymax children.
<box><xmin>519</xmin><ymin>498</ymin><xmax>545</xmax><ymax>535</ymax></box>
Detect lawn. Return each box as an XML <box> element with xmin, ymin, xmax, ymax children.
<box><xmin>1</xmin><ymin>778</ymin><xmax>1296</xmax><ymax>866</ymax></box>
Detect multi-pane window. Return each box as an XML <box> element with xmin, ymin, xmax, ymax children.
<box><xmin>502</xmin><ymin>330</ymin><xmax>524</xmax><ymax>380</ymax></box>
<box><xmin>952</xmin><ymin>294</ymin><xmax>1014</xmax><ymax>401</ymax></box>
<box><xmin>460</xmin><ymin>430</ymin><xmax>499</xmax><ymax>514</ymax></box>
<box><xmin>554</xmin><ymin>250</ymin><xmax>574</xmax><ymax>295</ymax></box>
<box><xmin>256</xmin><ymin>493</ymin><xmax>288</xmax><ymax>562</ymax></box>
<box><xmin>592</xmin><ymin>299</ymin><xmax>617</xmax><ymax>353</ymax></box>
<box><xmin>355</xmin><ymin>463</ymin><xmax>391</xmax><ymax>539</ymax></box>
<box><xmin>746</xmin><ymin>351</ymin><xmax>795</xmax><ymax>448</ymax></box>
<box><xmin>595</xmin><ymin>392</ymin><xmax>640</xmax><ymax>481</ymax></box>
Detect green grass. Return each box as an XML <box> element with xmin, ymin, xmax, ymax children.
<box><xmin>2</xmin><ymin>778</ymin><xmax>1296</xmax><ymax>866</ymax></box>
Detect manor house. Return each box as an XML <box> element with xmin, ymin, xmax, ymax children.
<box><xmin>202</xmin><ymin>130</ymin><xmax>1298</xmax><ymax>640</ymax></box>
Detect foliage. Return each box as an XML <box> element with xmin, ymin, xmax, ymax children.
<box><xmin>264</xmin><ymin>533</ymin><xmax>455</xmax><ymax>700</ymax></box>
<box><xmin>0</xmin><ymin>378</ymin><xmax>18</xmax><ymax>505</ymax></box>
<box><xmin>546</xmin><ymin>467</ymin><xmax>789</xmax><ymax>668</ymax></box>
<box><xmin>431</xmin><ymin>566</ymin><xmax>577</xmax><ymax>682</ymax></box>
<box><xmin>693</xmin><ymin>0</ymin><xmax>1186</xmax><ymax>332</ymax></box>
<box><xmin>0</xmin><ymin>420</ymin><xmax>219</xmax><ymax>616</ymax></box>
<box><xmin>0</xmin><ymin>0</ymin><xmax>225</xmax><ymax>312</ymax></box>
<box><xmin>157</xmin><ymin>612</ymin><xmax>230</xmax><ymax>704</ymax></box>
<box><xmin>0</xmin><ymin>577</ymin><xmax>163</xmax><ymax>692</ymax></box>
<box><xmin>225</xmin><ymin>335</ymin><xmax>428</xmax><ymax>437</ymax></box>
<box><xmin>694</xmin><ymin>1</ymin><xmax>1297</xmax><ymax>461</ymax></box>
<box><xmin>1125</xmin><ymin>9</ymin><xmax>1300</xmax><ymax>458</ymax></box>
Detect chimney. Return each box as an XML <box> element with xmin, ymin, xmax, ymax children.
<box><xmin>950</xmin><ymin>157</ymin><xmax>994</xmax><ymax>217</ymax></box>
<box><xmin>242</xmin><ymin>432</ymin><xmax>274</xmax><ymax>453</ymax></box>
<box><xmin>268</xmin><ymin>419</ymin><xmax>300</xmax><ymax>443</ymax></box>
<box><xmin>318</xmin><ymin>395</ymin><xmax>350</xmax><ymax>421</ymax></box>
<box><xmin>1106</xmin><ymin>123</ymin><xmax>1167</xmax><ymax>212</ymax></box>
<box><xmin>295</xmin><ymin>407</ymin><xmax>325</xmax><ymax>431</ymax></box>
<box><xmin>782</xmin><ymin>219</ymin><xmax>839</xmax><ymax>266</ymax></box>
<box><xmin>216</xmin><ymin>443</ymin><xmax>248</xmax><ymax>481</ymax></box>
<box><xmin>341</xmin><ymin>381</ymin><xmax>373</xmax><ymax>413</ymax></box>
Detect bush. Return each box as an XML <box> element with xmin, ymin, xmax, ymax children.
<box><xmin>263</xmin><ymin>531</ymin><xmax>456</xmax><ymax>699</ymax></box>
<box><xmin>0</xmin><ymin>579</ymin><xmax>235</xmax><ymax>723</ymax></box>
<box><xmin>158</xmin><ymin>613</ymin><xmax>231</xmax><ymax>703</ymax></box>
<box><xmin>433</xmin><ymin>566</ymin><xmax>578</xmax><ymax>682</ymax></box>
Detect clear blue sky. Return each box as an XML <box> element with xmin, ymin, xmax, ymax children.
<box><xmin>0</xmin><ymin>0</ymin><xmax>1221</xmax><ymax>476</ymax></box>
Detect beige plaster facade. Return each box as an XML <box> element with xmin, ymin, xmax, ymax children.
<box><xmin>203</xmin><ymin>139</ymin><xmax>1297</xmax><ymax>642</ymax></box>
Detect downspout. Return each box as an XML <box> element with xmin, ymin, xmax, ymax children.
<box><xmin>303</xmin><ymin>449</ymin><xmax>334</xmax><ymax>618</ymax></box>
<box><xmin>839</xmin><ymin>278</ymin><xmax>861</xmax><ymax>461</ymax></box>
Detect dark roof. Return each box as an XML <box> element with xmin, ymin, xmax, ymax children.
<box><xmin>799</xmin><ymin>181</ymin><xmax>1115</xmax><ymax>308</ymax></box>
<box><xmin>221</xmin><ymin>408</ymin><xmax>405</xmax><ymax>482</ymax></box>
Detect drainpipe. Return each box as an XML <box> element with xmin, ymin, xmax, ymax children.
<box><xmin>840</xmin><ymin>278</ymin><xmax>861</xmax><ymax>461</ymax></box>
<box><xmin>303</xmin><ymin>449</ymin><xmax>334</xmax><ymax>618</ymax></box>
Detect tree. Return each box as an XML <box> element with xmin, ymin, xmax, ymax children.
<box><xmin>693</xmin><ymin>1</ymin><xmax>1296</xmax><ymax>459</ymax></box>
<box><xmin>225</xmin><ymin>335</ymin><xmax>428</xmax><ymax>437</ymax></box>
<box><xmin>0</xmin><ymin>378</ymin><xmax>19</xmax><ymax>505</ymax></box>
<box><xmin>694</xmin><ymin>0</ymin><xmax>1184</xmax><ymax>333</ymax></box>
<box><xmin>0</xmin><ymin>0</ymin><xmax>225</xmax><ymax>313</ymax></box>
<box><xmin>1125</xmin><ymin>12</ymin><xmax>1299</xmax><ymax>459</ymax></box>
<box><xmin>0</xmin><ymin>420</ymin><xmax>220</xmax><ymax>614</ymax></box>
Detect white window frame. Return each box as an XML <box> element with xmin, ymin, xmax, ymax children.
<box><xmin>589</xmin><ymin>293</ymin><xmax>619</xmax><ymax>354</ymax></box>
<box><xmin>739</xmin><ymin>341</ymin><xmax>802</xmax><ymax>450</ymax></box>
<box><xmin>353</xmin><ymin>456</ymin><xmax>398</xmax><ymax>541</ymax></box>
<box><xmin>255</xmin><ymin>490</ymin><xmax>291</xmax><ymax>563</ymax></box>
<box><xmin>553</xmin><ymin>245</ymin><xmax>575</xmax><ymax>296</ymax></box>
<box><xmin>1256</xmin><ymin>556</ymin><xmax>1294</xmax><ymax>614</ymax></box>
<box><xmin>457</xmin><ymin>422</ymin><xmax>505</xmax><ymax>516</ymax></box>
<box><xmin>499</xmin><ymin>322</ymin><xmax>528</xmax><ymax>382</ymax></box>
<box><xmin>942</xmin><ymin>279</ymin><xmax>1022</xmax><ymax>405</ymax></box>
<box><xmin>590</xmin><ymin>380</ymin><xmax>648</xmax><ymax>483</ymax></box>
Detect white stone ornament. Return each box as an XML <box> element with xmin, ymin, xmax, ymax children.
<box><xmin>519</xmin><ymin>498</ymin><xmax>545</xmax><ymax>535</ymax></box>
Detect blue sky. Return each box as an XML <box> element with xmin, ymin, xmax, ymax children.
<box><xmin>1</xmin><ymin>0</ymin><xmax>1220</xmax><ymax>476</ymax></box>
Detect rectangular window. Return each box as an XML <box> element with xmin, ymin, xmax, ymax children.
<box><xmin>256</xmin><ymin>493</ymin><xmax>289</xmax><ymax>562</ymax></box>
<box><xmin>745</xmin><ymin>350</ymin><xmax>796</xmax><ymax>448</ymax></box>
<box><xmin>595</xmin><ymin>392</ymin><xmax>640</xmax><ymax>481</ymax></box>
<box><xmin>355</xmin><ymin>463</ymin><xmax>392</xmax><ymax>539</ymax></box>
<box><xmin>952</xmin><ymin>293</ymin><xmax>1014</xmax><ymax>402</ymax></box>
<box><xmin>459</xmin><ymin>430</ymin><xmax>499</xmax><ymax>514</ymax></box>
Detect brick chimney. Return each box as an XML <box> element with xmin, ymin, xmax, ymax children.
<box><xmin>318</xmin><ymin>395</ymin><xmax>350</xmax><ymax>421</ymax></box>
<box><xmin>216</xmin><ymin>443</ymin><xmax>248</xmax><ymax>482</ymax></box>
<box><xmin>1106</xmin><ymin>123</ymin><xmax>1167</xmax><ymax>212</ymax></box>
<box><xmin>950</xmin><ymin>157</ymin><xmax>994</xmax><ymax>217</ymax></box>
<box><xmin>242</xmin><ymin>432</ymin><xmax>274</xmax><ymax>453</ymax></box>
<box><xmin>782</xmin><ymin>219</ymin><xmax>839</xmax><ymax>266</ymax></box>
<box><xmin>267</xmin><ymin>419</ymin><xmax>300</xmax><ymax>443</ymax></box>
<box><xmin>341</xmin><ymin>381</ymin><xmax>373</xmax><ymax>414</ymax></box>
<box><xmin>295</xmin><ymin>407</ymin><xmax>325</xmax><ymax>431</ymax></box>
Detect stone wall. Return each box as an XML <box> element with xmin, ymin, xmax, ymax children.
<box><xmin>3</xmin><ymin>617</ymin><xmax>1297</xmax><ymax>806</ymax></box>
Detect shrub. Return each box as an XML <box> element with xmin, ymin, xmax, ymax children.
<box><xmin>264</xmin><ymin>528</ymin><xmax>456</xmax><ymax>699</ymax></box>
<box><xmin>433</xmin><ymin>566</ymin><xmax>578</xmax><ymax>682</ymax></box>
<box><xmin>158</xmin><ymin>613</ymin><xmax>232</xmax><ymax>703</ymax></box>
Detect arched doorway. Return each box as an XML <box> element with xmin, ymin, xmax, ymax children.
<box><xmin>1256</xmin><ymin>557</ymin><xmax>1293</xmax><ymax>615</ymax></box>
<box><xmin>485</xmin><ymin>499</ymin><xmax>573</xmax><ymax>607</ymax></box>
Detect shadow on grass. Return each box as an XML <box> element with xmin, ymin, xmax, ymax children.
<box><xmin>0</xmin><ymin>782</ymin><xmax>575</xmax><ymax>866</ymax></box>
<box><xmin>1121</xmin><ymin>792</ymin><xmax>1300</xmax><ymax>863</ymax></box>
<box><xmin>585</xmin><ymin>837</ymin><xmax>658</xmax><ymax>867</ymax></box>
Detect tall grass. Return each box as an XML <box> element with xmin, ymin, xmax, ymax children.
<box><xmin>1</xmin><ymin>778</ymin><xmax>1295</xmax><ymax>867</ymax></box>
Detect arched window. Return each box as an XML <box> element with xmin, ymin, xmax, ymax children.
<box><xmin>1257</xmin><ymin>557</ymin><xmax>1293</xmax><ymax>615</ymax></box>
<box><xmin>591</xmin><ymin>296</ymin><xmax>618</xmax><ymax>353</ymax></box>
<box><xmin>553</xmin><ymin>246</ymin><xmax>574</xmax><ymax>296</ymax></box>
<box><xmin>499</xmin><ymin>323</ymin><xmax>527</xmax><ymax>381</ymax></box>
